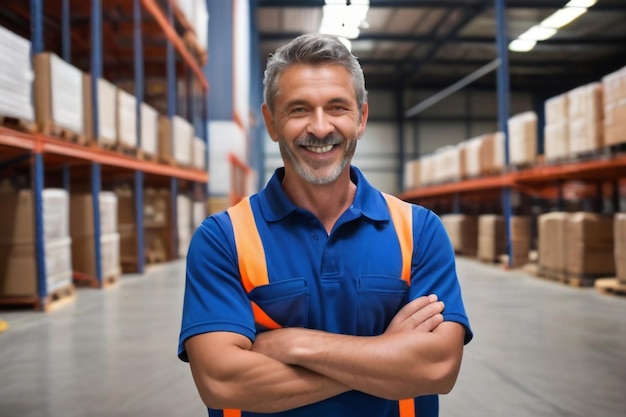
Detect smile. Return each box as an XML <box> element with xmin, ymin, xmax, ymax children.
<box><xmin>305</xmin><ymin>145</ymin><xmax>334</xmax><ymax>153</ymax></box>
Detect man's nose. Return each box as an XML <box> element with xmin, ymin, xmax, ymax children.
<box><xmin>306</xmin><ymin>108</ymin><xmax>334</xmax><ymax>138</ymax></box>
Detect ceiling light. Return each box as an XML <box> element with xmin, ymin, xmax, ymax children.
<box><xmin>509</xmin><ymin>39</ymin><xmax>537</xmax><ymax>52</ymax></box>
<box><xmin>565</xmin><ymin>0</ymin><xmax>597</xmax><ymax>7</ymax></box>
<box><xmin>540</xmin><ymin>7</ymin><xmax>587</xmax><ymax>29</ymax></box>
<box><xmin>519</xmin><ymin>25</ymin><xmax>557</xmax><ymax>41</ymax></box>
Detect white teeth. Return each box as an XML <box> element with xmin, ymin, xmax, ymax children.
<box><xmin>306</xmin><ymin>145</ymin><xmax>333</xmax><ymax>153</ymax></box>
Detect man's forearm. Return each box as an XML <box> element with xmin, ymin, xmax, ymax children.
<box><xmin>252</xmin><ymin>322</ymin><xmax>465</xmax><ymax>399</ymax></box>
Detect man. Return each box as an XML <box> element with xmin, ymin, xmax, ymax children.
<box><xmin>179</xmin><ymin>33</ymin><xmax>472</xmax><ymax>416</ymax></box>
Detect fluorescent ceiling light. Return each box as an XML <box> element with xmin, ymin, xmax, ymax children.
<box><xmin>509</xmin><ymin>39</ymin><xmax>537</xmax><ymax>52</ymax></box>
<box><xmin>540</xmin><ymin>7</ymin><xmax>587</xmax><ymax>29</ymax></box>
<box><xmin>565</xmin><ymin>0</ymin><xmax>597</xmax><ymax>7</ymax></box>
<box><xmin>519</xmin><ymin>25</ymin><xmax>557</xmax><ymax>41</ymax></box>
<box><xmin>319</xmin><ymin>1</ymin><xmax>369</xmax><ymax>40</ymax></box>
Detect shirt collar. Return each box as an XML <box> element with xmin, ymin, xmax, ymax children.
<box><xmin>257</xmin><ymin>166</ymin><xmax>390</xmax><ymax>223</ymax></box>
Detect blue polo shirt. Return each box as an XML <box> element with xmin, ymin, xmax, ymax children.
<box><xmin>179</xmin><ymin>166</ymin><xmax>472</xmax><ymax>417</ymax></box>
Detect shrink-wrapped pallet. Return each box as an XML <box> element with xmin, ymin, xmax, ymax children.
<box><xmin>602</xmin><ymin>66</ymin><xmax>626</xmax><ymax>147</ymax></box>
<box><xmin>70</xmin><ymin>192</ymin><xmax>118</xmax><ymax>237</ymax></box>
<box><xmin>141</xmin><ymin>102</ymin><xmax>158</xmax><ymax>157</ymax></box>
<box><xmin>192</xmin><ymin>136</ymin><xmax>206</xmax><ymax>170</ymax></box>
<box><xmin>143</xmin><ymin>188</ymin><xmax>172</xmax><ymax>264</ymax></box>
<box><xmin>544</xmin><ymin>93</ymin><xmax>569</xmax><ymax>162</ymax></box>
<box><xmin>33</xmin><ymin>52</ymin><xmax>83</xmax><ymax>135</ymax></box>
<box><xmin>478</xmin><ymin>214</ymin><xmax>505</xmax><ymax>263</ymax></box>
<box><xmin>480</xmin><ymin>132</ymin><xmax>505</xmax><ymax>175</ymax></box>
<box><xmin>176</xmin><ymin>0</ymin><xmax>209</xmax><ymax>50</ymax></box>
<box><xmin>615</xmin><ymin>213</ymin><xmax>626</xmax><ymax>283</ymax></box>
<box><xmin>433</xmin><ymin>146</ymin><xmax>461</xmax><ymax>184</ymax></box>
<box><xmin>177</xmin><ymin>194</ymin><xmax>193</xmax><ymax>258</ymax></box>
<box><xmin>0</xmin><ymin>25</ymin><xmax>34</xmax><ymax>122</ymax></box>
<box><xmin>510</xmin><ymin>216</ymin><xmax>532</xmax><ymax>268</ymax></box>
<box><xmin>419</xmin><ymin>154</ymin><xmax>434</xmax><ymax>186</ymax></box>
<box><xmin>0</xmin><ymin>237</ymin><xmax>73</xmax><ymax>296</ymax></box>
<box><xmin>82</xmin><ymin>74</ymin><xmax>116</xmax><ymax>145</ymax></box>
<box><xmin>464</xmin><ymin>136</ymin><xmax>483</xmax><ymax>178</ymax></box>
<box><xmin>441</xmin><ymin>214</ymin><xmax>478</xmax><ymax>257</ymax></box>
<box><xmin>567</xmin><ymin>83</ymin><xmax>604</xmax><ymax>154</ymax></box>
<box><xmin>566</xmin><ymin>212</ymin><xmax>614</xmax><ymax>277</ymax></box>
<box><xmin>0</xmin><ymin>187</ymin><xmax>72</xmax><ymax>296</ymax></box>
<box><xmin>172</xmin><ymin>115</ymin><xmax>193</xmax><ymax>166</ymax></box>
<box><xmin>404</xmin><ymin>159</ymin><xmax>421</xmax><ymax>190</ymax></box>
<box><xmin>72</xmin><ymin>233</ymin><xmax>121</xmax><ymax>279</ymax></box>
<box><xmin>193</xmin><ymin>201</ymin><xmax>206</xmax><ymax>229</ymax></box>
<box><xmin>538</xmin><ymin>212</ymin><xmax>569</xmax><ymax>275</ymax></box>
<box><xmin>0</xmin><ymin>188</ymin><xmax>69</xmax><ymax>243</ymax></box>
<box><xmin>116</xmin><ymin>88</ymin><xmax>137</xmax><ymax>148</ymax></box>
<box><xmin>158</xmin><ymin>115</ymin><xmax>173</xmax><ymax>163</ymax></box>
<box><xmin>508</xmin><ymin>112</ymin><xmax>537</xmax><ymax>167</ymax></box>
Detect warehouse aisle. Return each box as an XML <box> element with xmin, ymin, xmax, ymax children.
<box><xmin>0</xmin><ymin>257</ymin><xmax>625</xmax><ymax>417</ymax></box>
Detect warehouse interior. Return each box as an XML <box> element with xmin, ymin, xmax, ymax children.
<box><xmin>0</xmin><ymin>1</ymin><xmax>625</xmax><ymax>416</ymax></box>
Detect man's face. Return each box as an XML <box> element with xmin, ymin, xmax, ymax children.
<box><xmin>262</xmin><ymin>63</ymin><xmax>368</xmax><ymax>185</ymax></box>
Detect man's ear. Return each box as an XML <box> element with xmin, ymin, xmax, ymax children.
<box><xmin>357</xmin><ymin>102</ymin><xmax>369</xmax><ymax>139</ymax></box>
<box><xmin>261</xmin><ymin>103</ymin><xmax>278</xmax><ymax>142</ymax></box>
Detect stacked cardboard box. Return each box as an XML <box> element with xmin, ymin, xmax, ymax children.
<box><xmin>82</xmin><ymin>74</ymin><xmax>116</xmax><ymax>146</ymax></box>
<box><xmin>0</xmin><ymin>25</ymin><xmax>34</xmax><ymax>123</ymax></box>
<box><xmin>480</xmin><ymin>132</ymin><xmax>505</xmax><ymax>175</ymax></box>
<box><xmin>441</xmin><ymin>214</ymin><xmax>478</xmax><ymax>257</ymax></box>
<box><xmin>33</xmin><ymin>53</ymin><xmax>84</xmax><ymax>136</ymax></box>
<box><xmin>508</xmin><ymin>111</ymin><xmax>537</xmax><ymax>167</ymax></box>
<box><xmin>615</xmin><ymin>213</ymin><xmax>626</xmax><ymax>284</ymax></box>
<box><xmin>568</xmin><ymin>83</ymin><xmax>604</xmax><ymax>155</ymax></box>
<box><xmin>566</xmin><ymin>213</ymin><xmax>614</xmax><ymax>278</ymax></box>
<box><xmin>70</xmin><ymin>192</ymin><xmax>121</xmax><ymax>280</ymax></box>
<box><xmin>115</xmin><ymin>187</ymin><xmax>137</xmax><ymax>271</ymax></box>
<box><xmin>538</xmin><ymin>212</ymin><xmax>569</xmax><ymax>276</ymax></box>
<box><xmin>0</xmin><ymin>189</ymin><xmax>72</xmax><ymax>296</ymax></box>
<box><xmin>116</xmin><ymin>88</ymin><xmax>137</xmax><ymax>149</ymax></box>
<box><xmin>464</xmin><ymin>136</ymin><xmax>483</xmax><ymax>178</ymax></box>
<box><xmin>477</xmin><ymin>214</ymin><xmax>506</xmax><ymax>263</ymax></box>
<box><xmin>510</xmin><ymin>216</ymin><xmax>532</xmax><ymax>268</ymax></box>
<box><xmin>544</xmin><ymin>93</ymin><xmax>569</xmax><ymax>161</ymax></box>
<box><xmin>177</xmin><ymin>194</ymin><xmax>193</xmax><ymax>258</ymax></box>
<box><xmin>192</xmin><ymin>201</ymin><xmax>206</xmax><ymax>229</ymax></box>
<box><xmin>403</xmin><ymin>159</ymin><xmax>420</xmax><ymax>190</ymax></box>
<box><xmin>141</xmin><ymin>102</ymin><xmax>159</xmax><ymax>158</ymax></box>
<box><xmin>172</xmin><ymin>115</ymin><xmax>193</xmax><ymax>166</ymax></box>
<box><xmin>143</xmin><ymin>188</ymin><xmax>172</xmax><ymax>263</ymax></box>
<box><xmin>158</xmin><ymin>115</ymin><xmax>173</xmax><ymax>163</ymax></box>
<box><xmin>192</xmin><ymin>136</ymin><xmax>206</xmax><ymax>170</ymax></box>
<box><xmin>602</xmin><ymin>66</ymin><xmax>626</xmax><ymax>146</ymax></box>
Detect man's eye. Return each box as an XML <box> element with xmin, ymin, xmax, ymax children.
<box><xmin>290</xmin><ymin>107</ymin><xmax>307</xmax><ymax>114</ymax></box>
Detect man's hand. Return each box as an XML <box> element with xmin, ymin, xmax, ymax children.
<box><xmin>385</xmin><ymin>294</ymin><xmax>445</xmax><ymax>334</ymax></box>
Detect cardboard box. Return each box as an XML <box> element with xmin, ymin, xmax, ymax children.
<box><xmin>33</xmin><ymin>52</ymin><xmax>84</xmax><ymax>135</ymax></box>
<box><xmin>604</xmin><ymin>101</ymin><xmax>626</xmax><ymax>146</ymax></box>
<box><xmin>441</xmin><ymin>214</ymin><xmax>478</xmax><ymax>256</ymax></box>
<box><xmin>172</xmin><ymin>115</ymin><xmax>193</xmax><ymax>166</ymax></box>
<box><xmin>566</xmin><ymin>213</ymin><xmax>614</xmax><ymax>276</ymax></box>
<box><xmin>615</xmin><ymin>213</ymin><xmax>626</xmax><ymax>283</ymax></box>
<box><xmin>116</xmin><ymin>88</ymin><xmax>137</xmax><ymax>148</ymax></box>
<box><xmin>545</xmin><ymin>93</ymin><xmax>569</xmax><ymax>125</ymax></box>
<box><xmin>0</xmin><ymin>188</ymin><xmax>69</xmax><ymax>244</ymax></box>
<box><xmin>508</xmin><ymin>112</ymin><xmax>537</xmax><ymax>166</ymax></box>
<box><xmin>70</xmin><ymin>192</ymin><xmax>118</xmax><ymax>238</ymax></box>
<box><xmin>0</xmin><ymin>238</ymin><xmax>72</xmax><ymax>297</ymax></box>
<box><xmin>72</xmin><ymin>233</ymin><xmax>121</xmax><ymax>279</ymax></box>
<box><xmin>82</xmin><ymin>74</ymin><xmax>116</xmax><ymax>145</ymax></box>
<box><xmin>544</xmin><ymin>122</ymin><xmax>569</xmax><ymax>161</ymax></box>
<box><xmin>478</xmin><ymin>215</ymin><xmax>506</xmax><ymax>262</ymax></box>
<box><xmin>538</xmin><ymin>212</ymin><xmax>569</xmax><ymax>274</ymax></box>
<box><xmin>141</xmin><ymin>102</ymin><xmax>158</xmax><ymax>156</ymax></box>
<box><xmin>158</xmin><ymin>115</ymin><xmax>173</xmax><ymax>162</ymax></box>
<box><xmin>601</xmin><ymin>65</ymin><xmax>626</xmax><ymax>106</ymax></box>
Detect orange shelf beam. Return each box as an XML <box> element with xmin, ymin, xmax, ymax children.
<box><xmin>0</xmin><ymin>129</ymin><xmax>208</xmax><ymax>183</ymax></box>
<box><xmin>141</xmin><ymin>0</ymin><xmax>209</xmax><ymax>91</ymax></box>
<box><xmin>400</xmin><ymin>154</ymin><xmax>626</xmax><ymax>201</ymax></box>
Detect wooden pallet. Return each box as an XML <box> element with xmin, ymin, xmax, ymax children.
<box><xmin>0</xmin><ymin>283</ymin><xmax>76</xmax><ymax>312</ymax></box>
<box><xmin>73</xmin><ymin>271</ymin><xmax>121</xmax><ymax>289</ymax></box>
<box><xmin>537</xmin><ymin>267</ymin><xmax>568</xmax><ymax>284</ymax></box>
<box><xmin>595</xmin><ymin>278</ymin><xmax>626</xmax><ymax>297</ymax></box>
<box><xmin>39</xmin><ymin>121</ymin><xmax>87</xmax><ymax>145</ymax></box>
<box><xmin>99</xmin><ymin>141</ymin><xmax>138</xmax><ymax>158</ymax></box>
<box><xmin>0</xmin><ymin>115</ymin><xmax>36</xmax><ymax>133</ymax></box>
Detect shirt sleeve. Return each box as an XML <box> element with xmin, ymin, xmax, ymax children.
<box><xmin>178</xmin><ymin>212</ymin><xmax>257</xmax><ymax>362</ymax></box>
<box><xmin>410</xmin><ymin>207</ymin><xmax>473</xmax><ymax>345</ymax></box>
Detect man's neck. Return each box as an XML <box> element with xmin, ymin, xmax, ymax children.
<box><xmin>282</xmin><ymin>169</ymin><xmax>356</xmax><ymax>235</ymax></box>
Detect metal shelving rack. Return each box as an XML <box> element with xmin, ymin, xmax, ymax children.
<box><xmin>399</xmin><ymin>0</ymin><xmax>625</xmax><ymax>268</ymax></box>
<box><xmin>0</xmin><ymin>0</ymin><xmax>209</xmax><ymax>309</ymax></box>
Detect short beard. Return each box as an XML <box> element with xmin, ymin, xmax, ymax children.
<box><xmin>278</xmin><ymin>133</ymin><xmax>357</xmax><ymax>185</ymax></box>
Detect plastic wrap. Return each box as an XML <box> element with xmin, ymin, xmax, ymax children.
<box><xmin>141</xmin><ymin>102</ymin><xmax>158</xmax><ymax>156</ymax></box>
<box><xmin>0</xmin><ymin>25</ymin><xmax>34</xmax><ymax>121</ymax></box>
<box><xmin>172</xmin><ymin>115</ymin><xmax>193</xmax><ymax>166</ymax></box>
<box><xmin>116</xmin><ymin>88</ymin><xmax>137</xmax><ymax>148</ymax></box>
<box><xmin>192</xmin><ymin>136</ymin><xmax>206</xmax><ymax>169</ymax></box>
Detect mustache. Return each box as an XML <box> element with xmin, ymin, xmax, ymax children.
<box><xmin>294</xmin><ymin>133</ymin><xmax>343</xmax><ymax>147</ymax></box>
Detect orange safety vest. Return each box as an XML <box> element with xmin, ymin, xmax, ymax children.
<box><xmin>225</xmin><ymin>193</ymin><xmax>415</xmax><ymax>417</ymax></box>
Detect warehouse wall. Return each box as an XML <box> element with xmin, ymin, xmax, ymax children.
<box><xmin>262</xmin><ymin>88</ymin><xmax>533</xmax><ymax>195</ymax></box>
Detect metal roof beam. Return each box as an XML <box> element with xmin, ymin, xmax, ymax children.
<box><xmin>260</xmin><ymin>32</ymin><xmax>626</xmax><ymax>46</ymax></box>
<box><xmin>257</xmin><ymin>0</ymin><xmax>626</xmax><ymax>11</ymax></box>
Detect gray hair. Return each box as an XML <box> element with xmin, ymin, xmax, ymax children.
<box><xmin>263</xmin><ymin>34</ymin><xmax>368</xmax><ymax>114</ymax></box>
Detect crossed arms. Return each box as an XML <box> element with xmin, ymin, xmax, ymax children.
<box><xmin>185</xmin><ymin>294</ymin><xmax>466</xmax><ymax>413</ymax></box>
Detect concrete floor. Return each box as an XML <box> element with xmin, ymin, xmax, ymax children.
<box><xmin>0</xmin><ymin>257</ymin><xmax>625</xmax><ymax>417</ymax></box>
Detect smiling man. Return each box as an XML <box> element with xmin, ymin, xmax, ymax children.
<box><xmin>179</xmin><ymin>33</ymin><xmax>473</xmax><ymax>417</ymax></box>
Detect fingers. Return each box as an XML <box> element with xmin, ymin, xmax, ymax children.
<box><xmin>386</xmin><ymin>294</ymin><xmax>445</xmax><ymax>333</ymax></box>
